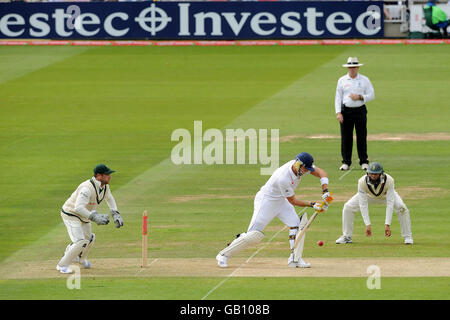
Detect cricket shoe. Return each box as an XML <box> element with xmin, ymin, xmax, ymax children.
<box><xmin>336</xmin><ymin>235</ymin><xmax>352</xmax><ymax>244</ymax></box>
<box><xmin>79</xmin><ymin>259</ymin><xmax>91</xmax><ymax>269</ymax></box>
<box><xmin>297</xmin><ymin>258</ymin><xmax>311</xmax><ymax>268</ymax></box>
<box><xmin>288</xmin><ymin>256</ymin><xmax>310</xmax><ymax>268</ymax></box>
<box><xmin>339</xmin><ymin>164</ymin><xmax>349</xmax><ymax>171</ymax></box>
<box><xmin>361</xmin><ymin>163</ymin><xmax>369</xmax><ymax>171</ymax></box>
<box><xmin>56</xmin><ymin>265</ymin><xmax>74</xmax><ymax>274</ymax></box>
<box><xmin>404</xmin><ymin>237</ymin><xmax>414</xmax><ymax>245</ymax></box>
<box><xmin>288</xmin><ymin>255</ymin><xmax>296</xmax><ymax>268</ymax></box>
<box><xmin>216</xmin><ymin>254</ymin><xmax>228</xmax><ymax>268</ymax></box>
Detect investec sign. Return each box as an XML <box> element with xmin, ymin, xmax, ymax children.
<box><xmin>0</xmin><ymin>2</ymin><xmax>383</xmax><ymax>39</ymax></box>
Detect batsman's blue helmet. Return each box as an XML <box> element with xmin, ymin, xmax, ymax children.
<box><xmin>295</xmin><ymin>152</ymin><xmax>315</xmax><ymax>172</ymax></box>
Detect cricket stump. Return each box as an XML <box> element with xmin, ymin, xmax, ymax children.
<box><xmin>141</xmin><ymin>210</ymin><xmax>148</xmax><ymax>268</ymax></box>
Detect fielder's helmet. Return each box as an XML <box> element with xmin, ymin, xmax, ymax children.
<box><xmin>367</xmin><ymin>162</ymin><xmax>383</xmax><ymax>174</ymax></box>
<box><xmin>295</xmin><ymin>152</ymin><xmax>315</xmax><ymax>172</ymax></box>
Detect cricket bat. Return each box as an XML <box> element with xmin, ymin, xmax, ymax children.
<box><xmin>293</xmin><ymin>194</ymin><xmax>333</xmax><ymax>249</ymax></box>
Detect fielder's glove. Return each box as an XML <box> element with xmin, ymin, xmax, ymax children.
<box><xmin>89</xmin><ymin>211</ymin><xmax>110</xmax><ymax>225</ymax></box>
<box><xmin>110</xmin><ymin>210</ymin><xmax>124</xmax><ymax>228</ymax></box>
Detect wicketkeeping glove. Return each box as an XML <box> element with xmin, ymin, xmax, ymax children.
<box><xmin>89</xmin><ymin>211</ymin><xmax>110</xmax><ymax>225</ymax></box>
<box><xmin>110</xmin><ymin>210</ymin><xmax>124</xmax><ymax>228</ymax></box>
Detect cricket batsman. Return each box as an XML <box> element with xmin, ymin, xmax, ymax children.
<box><xmin>336</xmin><ymin>162</ymin><xmax>413</xmax><ymax>245</ymax></box>
<box><xmin>216</xmin><ymin>152</ymin><xmax>331</xmax><ymax>268</ymax></box>
<box><xmin>56</xmin><ymin>164</ymin><xmax>124</xmax><ymax>274</ymax></box>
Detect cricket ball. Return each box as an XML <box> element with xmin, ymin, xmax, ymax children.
<box><xmin>318</xmin><ymin>240</ymin><xmax>324</xmax><ymax>246</ymax></box>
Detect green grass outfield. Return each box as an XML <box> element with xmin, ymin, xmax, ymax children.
<box><xmin>0</xmin><ymin>277</ymin><xmax>448</xmax><ymax>300</ymax></box>
<box><xmin>0</xmin><ymin>44</ymin><xmax>449</xmax><ymax>301</ymax></box>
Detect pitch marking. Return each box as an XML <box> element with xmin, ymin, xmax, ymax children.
<box><xmin>201</xmin><ymin>226</ymin><xmax>287</xmax><ymax>300</ymax></box>
<box><xmin>339</xmin><ymin>167</ymin><xmax>353</xmax><ymax>180</ymax></box>
<box><xmin>134</xmin><ymin>258</ymin><xmax>158</xmax><ymax>276</ymax></box>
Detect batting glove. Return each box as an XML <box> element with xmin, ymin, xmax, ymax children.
<box><xmin>313</xmin><ymin>202</ymin><xmax>328</xmax><ymax>213</ymax></box>
<box><xmin>321</xmin><ymin>190</ymin><xmax>333</xmax><ymax>204</ymax></box>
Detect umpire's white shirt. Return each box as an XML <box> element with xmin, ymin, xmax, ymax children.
<box><xmin>335</xmin><ymin>73</ymin><xmax>375</xmax><ymax>113</ymax></box>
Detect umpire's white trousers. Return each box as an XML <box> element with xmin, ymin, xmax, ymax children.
<box><xmin>342</xmin><ymin>192</ymin><xmax>412</xmax><ymax>239</ymax></box>
<box><xmin>247</xmin><ymin>191</ymin><xmax>300</xmax><ymax>232</ymax></box>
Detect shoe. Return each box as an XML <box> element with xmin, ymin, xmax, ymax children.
<box><xmin>336</xmin><ymin>235</ymin><xmax>352</xmax><ymax>244</ymax></box>
<box><xmin>56</xmin><ymin>265</ymin><xmax>73</xmax><ymax>274</ymax></box>
<box><xmin>404</xmin><ymin>237</ymin><xmax>414</xmax><ymax>245</ymax></box>
<box><xmin>339</xmin><ymin>164</ymin><xmax>349</xmax><ymax>171</ymax></box>
<box><xmin>361</xmin><ymin>163</ymin><xmax>369</xmax><ymax>171</ymax></box>
<box><xmin>79</xmin><ymin>259</ymin><xmax>91</xmax><ymax>269</ymax></box>
<box><xmin>297</xmin><ymin>258</ymin><xmax>311</xmax><ymax>268</ymax></box>
<box><xmin>216</xmin><ymin>254</ymin><xmax>228</xmax><ymax>268</ymax></box>
<box><xmin>288</xmin><ymin>255</ymin><xmax>296</xmax><ymax>268</ymax></box>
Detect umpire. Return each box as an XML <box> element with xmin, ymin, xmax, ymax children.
<box><xmin>335</xmin><ymin>57</ymin><xmax>375</xmax><ymax>171</ymax></box>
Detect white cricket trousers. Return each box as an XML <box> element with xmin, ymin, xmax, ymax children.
<box><xmin>61</xmin><ymin>211</ymin><xmax>92</xmax><ymax>243</ymax></box>
<box><xmin>58</xmin><ymin>211</ymin><xmax>94</xmax><ymax>267</ymax></box>
<box><xmin>342</xmin><ymin>192</ymin><xmax>412</xmax><ymax>239</ymax></box>
<box><xmin>247</xmin><ymin>191</ymin><xmax>300</xmax><ymax>232</ymax></box>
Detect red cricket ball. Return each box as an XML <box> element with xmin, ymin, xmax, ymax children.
<box><xmin>318</xmin><ymin>240</ymin><xmax>324</xmax><ymax>246</ymax></box>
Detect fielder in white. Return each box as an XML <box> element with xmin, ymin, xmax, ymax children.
<box><xmin>216</xmin><ymin>152</ymin><xmax>331</xmax><ymax>268</ymax></box>
<box><xmin>56</xmin><ymin>164</ymin><xmax>124</xmax><ymax>274</ymax></box>
<box><xmin>336</xmin><ymin>162</ymin><xmax>413</xmax><ymax>245</ymax></box>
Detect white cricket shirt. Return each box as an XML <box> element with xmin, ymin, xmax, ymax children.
<box><xmin>357</xmin><ymin>173</ymin><xmax>395</xmax><ymax>226</ymax></box>
<box><xmin>62</xmin><ymin>177</ymin><xmax>118</xmax><ymax>222</ymax></box>
<box><xmin>335</xmin><ymin>73</ymin><xmax>375</xmax><ymax>113</ymax></box>
<box><xmin>259</xmin><ymin>160</ymin><xmax>312</xmax><ymax>199</ymax></box>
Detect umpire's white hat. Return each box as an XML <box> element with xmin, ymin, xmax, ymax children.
<box><xmin>342</xmin><ymin>57</ymin><xmax>363</xmax><ymax>67</ymax></box>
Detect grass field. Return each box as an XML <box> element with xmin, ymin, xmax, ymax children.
<box><xmin>0</xmin><ymin>44</ymin><xmax>449</xmax><ymax>302</ymax></box>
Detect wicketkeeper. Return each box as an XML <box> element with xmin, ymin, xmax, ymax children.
<box><xmin>216</xmin><ymin>152</ymin><xmax>331</xmax><ymax>268</ymax></box>
<box><xmin>56</xmin><ymin>164</ymin><xmax>124</xmax><ymax>274</ymax></box>
<box><xmin>336</xmin><ymin>162</ymin><xmax>413</xmax><ymax>245</ymax></box>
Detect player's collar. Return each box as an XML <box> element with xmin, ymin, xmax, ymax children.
<box><xmin>91</xmin><ymin>177</ymin><xmax>104</xmax><ymax>192</ymax></box>
<box><xmin>90</xmin><ymin>177</ymin><xmax>107</xmax><ymax>203</ymax></box>
<box><xmin>347</xmin><ymin>73</ymin><xmax>360</xmax><ymax>80</ymax></box>
<box><xmin>366</xmin><ymin>173</ymin><xmax>385</xmax><ymax>187</ymax></box>
<box><xmin>289</xmin><ymin>161</ymin><xmax>300</xmax><ymax>180</ymax></box>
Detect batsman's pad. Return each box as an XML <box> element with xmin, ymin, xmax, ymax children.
<box><xmin>294</xmin><ymin>213</ymin><xmax>308</xmax><ymax>261</ymax></box>
<box><xmin>219</xmin><ymin>230</ymin><xmax>264</xmax><ymax>258</ymax></box>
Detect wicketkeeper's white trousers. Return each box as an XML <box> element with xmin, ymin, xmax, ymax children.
<box><xmin>61</xmin><ymin>212</ymin><xmax>92</xmax><ymax>243</ymax></box>
<box><xmin>58</xmin><ymin>212</ymin><xmax>94</xmax><ymax>267</ymax></box>
<box><xmin>342</xmin><ymin>192</ymin><xmax>412</xmax><ymax>239</ymax></box>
